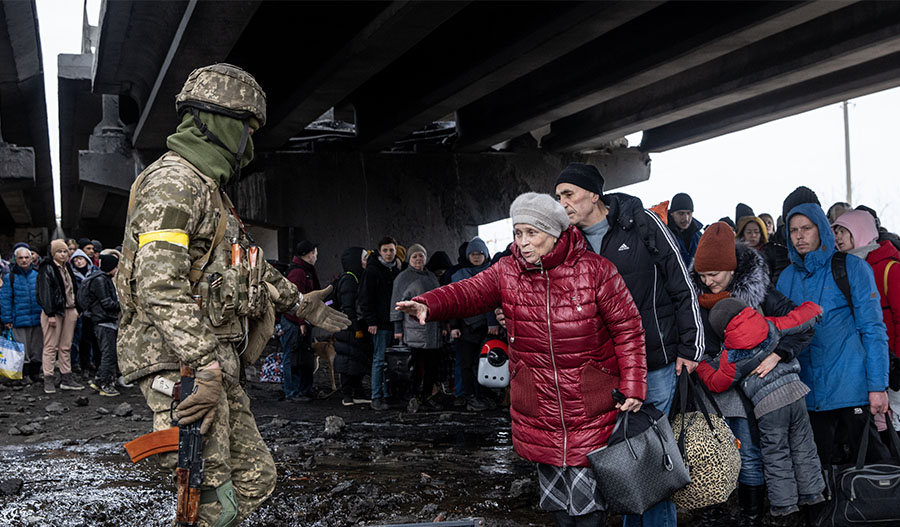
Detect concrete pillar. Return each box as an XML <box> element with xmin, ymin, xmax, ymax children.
<box><xmin>0</xmin><ymin>113</ymin><xmax>37</xmax><ymax>226</ymax></box>
<box><xmin>78</xmin><ymin>94</ymin><xmax>136</xmax><ymax>205</ymax></box>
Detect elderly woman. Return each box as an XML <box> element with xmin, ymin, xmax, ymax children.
<box><xmin>833</xmin><ymin>210</ymin><xmax>900</xmax><ymax>435</ymax></box>
<box><xmin>690</xmin><ymin>222</ymin><xmax>808</xmax><ymax>526</ymax></box>
<box><xmin>390</xmin><ymin>243</ymin><xmax>444</xmax><ymax>410</ymax></box>
<box><xmin>397</xmin><ymin>192</ymin><xmax>646</xmax><ymax>526</ymax></box>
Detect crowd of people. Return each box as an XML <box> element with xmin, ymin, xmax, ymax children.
<box><xmin>1</xmin><ymin>237</ymin><xmax>127</xmax><ymax>396</ymax></box>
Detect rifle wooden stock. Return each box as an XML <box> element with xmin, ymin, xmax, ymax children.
<box><xmin>124</xmin><ymin>427</ymin><xmax>179</xmax><ymax>463</ymax></box>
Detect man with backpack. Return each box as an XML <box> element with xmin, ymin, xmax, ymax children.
<box><xmin>777</xmin><ymin>202</ymin><xmax>891</xmax><ymax>465</ymax></box>
<box><xmin>79</xmin><ymin>254</ymin><xmax>122</xmax><ymax>396</ymax></box>
<box><xmin>554</xmin><ymin>163</ymin><xmax>704</xmax><ymax>527</ymax></box>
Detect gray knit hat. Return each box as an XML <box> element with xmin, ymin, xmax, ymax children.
<box><xmin>406</xmin><ymin>243</ymin><xmax>427</xmax><ymax>262</ymax></box>
<box><xmin>509</xmin><ymin>192</ymin><xmax>570</xmax><ymax>238</ymax></box>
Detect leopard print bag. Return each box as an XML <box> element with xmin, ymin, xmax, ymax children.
<box><xmin>670</xmin><ymin>373</ymin><xmax>741</xmax><ymax>510</ymax></box>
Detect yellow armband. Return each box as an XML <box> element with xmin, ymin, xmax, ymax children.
<box><xmin>138</xmin><ymin>230</ymin><xmax>189</xmax><ymax>249</ymax></box>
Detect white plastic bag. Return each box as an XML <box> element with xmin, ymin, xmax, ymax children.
<box><xmin>0</xmin><ymin>330</ymin><xmax>25</xmax><ymax>380</ymax></box>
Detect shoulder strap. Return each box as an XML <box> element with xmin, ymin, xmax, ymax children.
<box><xmin>831</xmin><ymin>252</ymin><xmax>853</xmax><ymax>316</ymax></box>
<box><xmin>886</xmin><ymin>260</ymin><xmax>898</xmax><ymax>297</ymax></box>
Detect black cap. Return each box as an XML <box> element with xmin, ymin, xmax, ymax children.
<box><xmin>295</xmin><ymin>240</ymin><xmax>318</xmax><ymax>256</ymax></box>
<box><xmin>735</xmin><ymin>203</ymin><xmax>755</xmax><ymax>222</ymax></box>
<box><xmin>91</xmin><ymin>239</ymin><xmax>103</xmax><ymax>252</ymax></box>
<box><xmin>709</xmin><ymin>297</ymin><xmax>750</xmax><ymax>340</ymax></box>
<box><xmin>670</xmin><ymin>193</ymin><xmax>693</xmax><ymax>212</ymax></box>
<box><xmin>77</xmin><ymin>238</ymin><xmax>93</xmax><ymax>249</ymax></box>
<box><xmin>555</xmin><ymin>163</ymin><xmax>604</xmax><ymax>196</ymax></box>
<box><xmin>719</xmin><ymin>217</ymin><xmax>736</xmax><ymax>231</ymax></box>
<box><xmin>99</xmin><ymin>253</ymin><xmax>119</xmax><ymax>273</ymax></box>
<box><xmin>782</xmin><ymin>186</ymin><xmax>820</xmax><ymax>223</ymax></box>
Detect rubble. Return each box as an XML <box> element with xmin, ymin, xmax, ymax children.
<box><xmin>114</xmin><ymin>402</ymin><xmax>133</xmax><ymax>417</ymax></box>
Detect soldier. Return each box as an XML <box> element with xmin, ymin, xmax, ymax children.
<box><xmin>116</xmin><ymin>64</ymin><xmax>350</xmax><ymax>526</ymax></box>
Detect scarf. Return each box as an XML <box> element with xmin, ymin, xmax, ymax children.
<box><xmin>698</xmin><ymin>291</ymin><xmax>731</xmax><ymax>310</ymax></box>
<box><xmin>165</xmin><ymin>110</ymin><xmax>256</xmax><ymax>187</ymax></box>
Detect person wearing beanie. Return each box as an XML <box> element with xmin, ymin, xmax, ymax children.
<box><xmin>778</xmin><ymin>202</ymin><xmax>891</xmax><ymax>468</ymax></box>
<box><xmin>719</xmin><ymin>216</ymin><xmax>737</xmax><ymax>231</ymax></box>
<box><xmin>690</xmin><ymin>220</ymin><xmax>810</xmax><ymax>523</ymax></box>
<box><xmin>696</xmin><ymin>298</ymin><xmax>826</xmax><ymax>518</ymax></box>
<box><xmin>90</xmin><ymin>239</ymin><xmax>104</xmax><ymax>266</ymax></box>
<box><xmin>781</xmin><ymin>186</ymin><xmax>820</xmax><ymax>229</ymax></box>
<box><xmin>447</xmin><ymin>235</ymin><xmax>496</xmax><ymax>411</ymax></box>
<box><xmin>36</xmin><ymin>239</ymin><xmax>83</xmax><ymax>393</ymax></box>
<box><xmin>396</xmin><ymin>191</ymin><xmax>647</xmax><ymax>527</ymax></box>
<box><xmin>834</xmin><ymin>210</ymin><xmax>900</xmax><ymax>435</ymax></box>
<box><xmin>856</xmin><ymin>204</ymin><xmax>900</xmax><ymax>253</ymax></box>
<box><xmin>390</xmin><ymin>243</ymin><xmax>443</xmax><ymax>410</ymax></box>
<box><xmin>555</xmin><ymin>163</ymin><xmax>704</xmax><ymax>527</ymax></box>
<box><xmin>281</xmin><ymin>238</ymin><xmax>323</xmax><ymax>402</ymax></box>
<box><xmin>82</xmin><ymin>253</ymin><xmax>122</xmax><ymax>396</ymax></box>
<box><xmin>77</xmin><ymin>238</ymin><xmax>96</xmax><ymax>264</ymax></box>
<box><xmin>826</xmin><ymin>202</ymin><xmax>852</xmax><ymax>225</ymax></box>
<box><xmin>359</xmin><ymin>236</ymin><xmax>401</xmax><ymax>410</ymax></box>
<box><xmin>667</xmin><ymin>192</ymin><xmax>704</xmax><ymax>264</ymax></box>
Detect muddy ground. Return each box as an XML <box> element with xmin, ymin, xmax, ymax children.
<box><xmin>0</xmin><ymin>363</ymin><xmax>788</xmax><ymax>527</ymax></box>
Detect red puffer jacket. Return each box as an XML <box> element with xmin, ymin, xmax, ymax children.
<box><xmin>867</xmin><ymin>240</ymin><xmax>900</xmax><ymax>357</ymax></box>
<box><xmin>415</xmin><ymin>226</ymin><xmax>646</xmax><ymax>467</ymax></box>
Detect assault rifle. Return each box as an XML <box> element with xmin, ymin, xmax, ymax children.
<box><xmin>175</xmin><ymin>364</ymin><xmax>203</xmax><ymax>526</ymax></box>
<box><xmin>123</xmin><ymin>365</ymin><xmax>204</xmax><ymax>527</ymax></box>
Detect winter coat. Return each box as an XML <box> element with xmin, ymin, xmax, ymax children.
<box><xmin>333</xmin><ymin>247</ymin><xmax>370</xmax><ymax>377</ymax></box>
<box><xmin>759</xmin><ymin>241</ymin><xmax>790</xmax><ymax>285</ymax></box>
<box><xmin>414</xmin><ymin>226</ymin><xmax>647</xmax><ymax>467</ymax></box>
<box><xmin>866</xmin><ymin>240</ymin><xmax>900</xmax><ymax>357</ymax></box>
<box><xmin>696</xmin><ymin>302</ymin><xmax>821</xmax><ymax>416</ymax></box>
<box><xmin>390</xmin><ymin>267</ymin><xmax>442</xmax><ymax>349</ymax></box>
<box><xmin>777</xmin><ymin>203</ymin><xmax>890</xmax><ymax>411</ymax></box>
<box><xmin>81</xmin><ymin>272</ymin><xmax>120</xmax><ymax>324</ymax></box>
<box><xmin>36</xmin><ymin>259</ymin><xmax>78</xmax><ymax>317</ymax></box>
<box><xmin>69</xmin><ymin>249</ymin><xmax>95</xmax><ymax>286</ymax></box>
<box><xmin>358</xmin><ymin>253</ymin><xmax>401</xmax><ymax>330</ymax></box>
<box><xmin>691</xmin><ymin>242</ymin><xmax>806</xmax><ymax>363</ymax></box>
<box><xmin>0</xmin><ymin>264</ymin><xmax>42</xmax><ymax>327</ymax></box>
<box><xmin>586</xmin><ymin>192</ymin><xmax>704</xmax><ymax>371</ymax></box>
<box><xmin>668</xmin><ymin>216</ymin><xmax>703</xmax><ymax>265</ymax></box>
<box><xmin>283</xmin><ymin>256</ymin><xmax>320</xmax><ymax>325</ymax></box>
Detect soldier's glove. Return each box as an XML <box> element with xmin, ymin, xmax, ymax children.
<box><xmin>174</xmin><ymin>367</ymin><xmax>223</xmax><ymax>435</ymax></box>
<box><xmin>295</xmin><ymin>285</ymin><xmax>351</xmax><ymax>333</ymax></box>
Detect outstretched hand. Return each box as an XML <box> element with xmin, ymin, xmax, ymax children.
<box><xmin>396</xmin><ymin>301</ymin><xmax>428</xmax><ymax>325</ymax></box>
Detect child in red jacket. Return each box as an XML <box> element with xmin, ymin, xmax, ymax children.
<box><xmin>698</xmin><ymin>297</ymin><xmax>825</xmax><ymax>517</ymax></box>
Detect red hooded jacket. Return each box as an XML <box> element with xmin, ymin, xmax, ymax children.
<box><xmin>867</xmin><ymin>240</ymin><xmax>900</xmax><ymax>357</ymax></box>
<box><xmin>414</xmin><ymin>227</ymin><xmax>646</xmax><ymax>467</ymax></box>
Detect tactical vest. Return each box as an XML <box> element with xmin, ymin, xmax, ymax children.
<box><xmin>117</xmin><ymin>152</ymin><xmax>273</xmax><ymax>363</ymax></box>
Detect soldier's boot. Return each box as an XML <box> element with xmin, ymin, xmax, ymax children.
<box><xmin>199</xmin><ymin>480</ymin><xmax>239</xmax><ymax>527</ymax></box>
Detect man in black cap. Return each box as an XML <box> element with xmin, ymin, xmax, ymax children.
<box><xmin>83</xmin><ymin>253</ymin><xmax>122</xmax><ymax>396</ymax></box>
<box><xmin>553</xmin><ymin>162</ymin><xmax>704</xmax><ymax>527</ymax></box>
<box><xmin>281</xmin><ymin>240</ymin><xmax>321</xmax><ymax>401</ymax></box>
<box><xmin>668</xmin><ymin>192</ymin><xmax>704</xmax><ymax>264</ymax></box>
<box><xmin>77</xmin><ymin>238</ymin><xmax>96</xmax><ymax>266</ymax></box>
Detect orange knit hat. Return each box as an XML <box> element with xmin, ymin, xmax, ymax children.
<box><xmin>693</xmin><ymin>222</ymin><xmax>737</xmax><ymax>272</ymax></box>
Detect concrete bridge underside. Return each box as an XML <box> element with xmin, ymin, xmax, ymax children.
<box><xmin>56</xmin><ymin>0</ymin><xmax>900</xmax><ymax>275</ymax></box>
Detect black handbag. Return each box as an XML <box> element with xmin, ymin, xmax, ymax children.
<box><xmin>818</xmin><ymin>414</ymin><xmax>900</xmax><ymax>526</ymax></box>
<box><xmin>587</xmin><ymin>403</ymin><xmax>691</xmax><ymax>515</ymax></box>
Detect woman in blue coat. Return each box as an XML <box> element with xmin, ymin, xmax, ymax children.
<box><xmin>776</xmin><ymin>202</ymin><xmax>890</xmax><ymax>464</ymax></box>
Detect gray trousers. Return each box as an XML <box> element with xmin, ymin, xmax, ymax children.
<box><xmin>757</xmin><ymin>398</ymin><xmax>826</xmax><ymax>508</ymax></box>
<box><xmin>12</xmin><ymin>325</ymin><xmax>43</xmax><ymax>364</ymax></box>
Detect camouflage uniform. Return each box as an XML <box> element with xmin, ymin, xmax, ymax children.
<box><xmin>117</xmin><ymin>65</ymin><xmax>294</xmax><ymax>526</ymax></box>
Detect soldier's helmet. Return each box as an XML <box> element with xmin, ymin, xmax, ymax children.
<box><xmin>175</xmin><ymin>63</ymin><xmax>266</xmax><ymax>127</ymax></box>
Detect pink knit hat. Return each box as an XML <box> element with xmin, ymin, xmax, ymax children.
<box><xmin>832</xmin><ymin>210</ymin><xmax>879</xmax><ymax>247</ymax></box>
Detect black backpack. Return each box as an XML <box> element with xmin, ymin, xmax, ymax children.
<box><xmin>76</xmin><ymin>273</ymin><xmax>101</xmax><ymax>316</ymax></box>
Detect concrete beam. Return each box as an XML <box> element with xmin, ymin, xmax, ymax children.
<box><xmin>352</xmin><ymin>1</ymin><xmax>657</xmax><ymax>152</ymax></box>
<box><xmin>79</xmin><ymin>185</ymin><xmax>107</xmax><ymax>220</ymax></box>
<box><xmin>0</xmin><ymin>0</ymin><xmax>41</xmax><ymax>83</ymax></box>
<box><xmin>132</xmin><ymin>0</ymin><xmax>261</xmax><ymax>149</ymax></box>
<box><xmin>256</xmin><ymin>0</ymin><xmax>469</xmax><ymax>149</ymax></box>
<box><xmin>0</xmin><ymin>143</ymin><xmax>35</xmax><ymax>184</ymax></box>
<box><xmin>542</xmin><ymin>1</ymin><xmax>900</xmax><ymax>152</ymax></box>
<box><xmin>231</xmin><ymin>148</ymin><xmax>648</xmax><ymax>273</ymax></box>
<box><xmin>455</xmin><ymin>1</ymin><xmax>852</xmax><ymax>153</ymax></box>
<box><xmin>640</xmin><ymin>51</ymin><xmax>900</xmax><ymax>152</ymax></box>
<box><xmin>0</xmin><ymin>189</ymin><xmax>32</xmax><ymax>225</ymax></box>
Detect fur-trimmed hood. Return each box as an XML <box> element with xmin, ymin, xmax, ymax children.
<box><xmin>691</xmin><ymin>241</ymin><xmax>770</xmax><ymax>309</ymax></box>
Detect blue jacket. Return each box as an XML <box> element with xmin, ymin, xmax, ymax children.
<box><xmin>776</xmin><ymin>203</ymin><xmax>889</xmax><ymax>411</ymax></box>
<box><xmin>0</xmin><ymin>264</ymin><xmax>42</xmax><ymax>328</ymax></box>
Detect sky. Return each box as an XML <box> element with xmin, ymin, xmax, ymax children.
<box><xmin>34</xmin><ymin>1</ymin><xmax>900</xmax><ymax>250</ymax></box>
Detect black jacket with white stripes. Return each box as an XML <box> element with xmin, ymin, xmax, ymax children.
<box><xmin>581</xmin><ymin>192</ymin><xmax>704</xmax><ymax>371</ymax></box>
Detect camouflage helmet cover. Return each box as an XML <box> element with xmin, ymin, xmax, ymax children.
<box><xmin>175</xmin><ymin>63</ymin><xmax>266</xmax><ymax>126</ymax></box>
